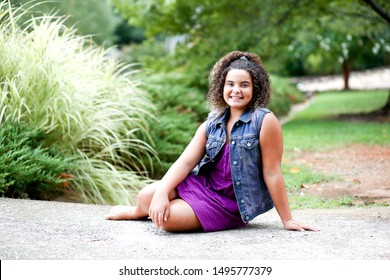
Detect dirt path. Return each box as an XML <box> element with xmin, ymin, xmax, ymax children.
<box><xmin>290</xmin><ymin>144</ymin><xmax>390</xmax><ymax>205</ymax></box>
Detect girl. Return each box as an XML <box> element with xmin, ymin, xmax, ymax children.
<box><xmin>106</xmin><ymin>51</ymin><xmax>318</xmax><ymax>233</ymax></box>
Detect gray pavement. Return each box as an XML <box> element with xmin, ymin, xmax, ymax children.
<box><xmin>0</xmin><ymin>197</ymin><xmax>389</xmax><ymax>260</ymax></box>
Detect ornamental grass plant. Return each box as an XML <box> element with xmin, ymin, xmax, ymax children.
<box><xmin>0</xmin><ymin>1</ymin><xmax>156</xmax><ymax>204</ymax></box>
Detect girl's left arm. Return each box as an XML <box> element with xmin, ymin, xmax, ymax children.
<box><xmin>260</xmin><ymin>113</ymin><xmax>319</xmax><ymax>231</ymax></box>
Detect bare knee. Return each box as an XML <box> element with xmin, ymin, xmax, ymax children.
<box><xmin>160</xmin><ymin>199</ymin><xmax>202</xmax><ymax>232</ymax></box>
<box><xmin>137</xmin><ymin>183</ymin><xmax>157</xmax><ymax>206</ymax></box>
<box><xmin>137</xmin><ymin>181</ymin><xmax>179</xmax><ymax>206</ymax></box>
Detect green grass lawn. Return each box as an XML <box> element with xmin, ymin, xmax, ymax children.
<box><xmin>281</xmin><ymin>90</ymin><xmax>390</xmax><ymax>209</ymax></box>
<box><xmin>283</xmin><ymin>90</ymin><xmax>389</xmax><ymax>152</ymax></box>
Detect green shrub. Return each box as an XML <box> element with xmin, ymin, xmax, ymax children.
<box><xmin>0</xmin><ymin>123</ymin><xmax>74</xmax><ymax>199</ymax></box>
<box><xmin>269</xmin><ymin>75</ymin><xmax>305</xmax><ymax>117</ymax></box>
<box><xmin>139</xmin><ymin>72</ymin><xmax>209</xmax><ymax>178</ymax></box>
<box><xmin>0</xmin><ymin>1</ymin><xmax>157</xmax><ymax>204</ymax></box>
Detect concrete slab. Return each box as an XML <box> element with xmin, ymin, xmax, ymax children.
<box><xmin>0</xmin><ymin>198</ymin><xmax>389</xmax><ymax>260</ymax></box>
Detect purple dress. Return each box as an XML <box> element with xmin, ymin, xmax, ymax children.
<box><xmin>177</xmin><ymin>144</ymin><xmax>247</xmax><ymax>232</ymax></box>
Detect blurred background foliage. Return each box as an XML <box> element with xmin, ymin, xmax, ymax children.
<box><xmin>9</xmin><ymin>0</ymin><xmax>121</xmax><ymax>45</ymax></box>
<box><xmin>1</xmin><ymin>0</ymin><xmax>389</xmax><ymax>202</ymax></box>
<box><xmin>112</xmin><ymin>0</ymin><xmax>389</xmax><ymax>81</ymax></box>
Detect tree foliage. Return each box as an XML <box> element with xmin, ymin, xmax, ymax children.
<box><xmin>9</xmin><ymin>0</ymin><xmax>121</xmax><ymax>45</ymax></box>
<box><xmin>113</xmin><ymin>0</ymin><xmax>390</xmax><ymax>84</ymax></box>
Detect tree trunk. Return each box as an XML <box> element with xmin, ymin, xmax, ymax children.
<box><xmin>379</xmin><ymin>90</ymin><xmax>390</xmax><ymax>115</ymax></box>
<box><xmin>342</xmin><ymin>60</ymin><xmax>350</xmax><ymax>90</ymax></box>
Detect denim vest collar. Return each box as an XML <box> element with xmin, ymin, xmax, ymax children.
<box><xmin>215</xmin><ymin>107</ymin><xmax>252</xmax><ymax>127</ymax></box>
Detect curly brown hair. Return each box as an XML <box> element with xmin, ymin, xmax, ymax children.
<box><xmin>207</xmin><ymin>51</ymin><xmax>271</xmax><ymax>112</ymax></box>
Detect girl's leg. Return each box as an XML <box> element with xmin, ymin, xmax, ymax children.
<box><xmin>105</xmin><ymin>181</ymin><xmax>178</xmax><ymax>220</ymax></box>
<box><xmin>106</xmin><ymin>182</ymin><xmax>202</xmax><ymax>232</ymax></box>
<box><xmin>161</xmin><ymin>199</ymin><xmax>202</xmax><ymax>232</ymax></box>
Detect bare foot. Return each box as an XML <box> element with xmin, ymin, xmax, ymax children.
<box><xmin>105</xmin><ymin>205</ymin><xmax>141</xmax><ymax>220</ymax></box>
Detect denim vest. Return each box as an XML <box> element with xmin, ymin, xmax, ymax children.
<box><xmin>192</xmin><ymin>107</ymin><xmax>274</xmax><ymax>222</ymax></box>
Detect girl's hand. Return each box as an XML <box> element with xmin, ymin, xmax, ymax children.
<box><xmin>149</xmin><ymin>191</ymin><xmax>170</xmax><ymax>229</ymax></box>
<box><xmin>283</xmin><ymin>219</ymin><xmax>320</xmax><ymax>232</ymax></box>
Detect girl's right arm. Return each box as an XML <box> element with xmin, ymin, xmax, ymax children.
<box><xmin>149</xmin><ymin>121</ymin><xmax>207</xmax><ymax>228</ymax></box>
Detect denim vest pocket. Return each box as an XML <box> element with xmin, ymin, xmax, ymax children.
<box><xmin>193</xmin><ymin>137</ymin><xmax>224</xmax><ymax>175</ymax></box>
<box><xmin>206</xmin><ymin>139</ymin><xmax>219</xmax><ymax>150</ymax></box>
<box><xmin>205</xmin><ymin>137</ymin><xmax>224</xmax><ymax>159</ymax></box>
<box><xmin>237</xmin><ymin>135</ymin><xmax>260</xmax><ymax>164</ymax></box>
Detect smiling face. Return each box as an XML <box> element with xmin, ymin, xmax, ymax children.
<box><xmin>223</xmin><ymin>69</ymin><xmax>253</xmax><ymax>112</ymax></box>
